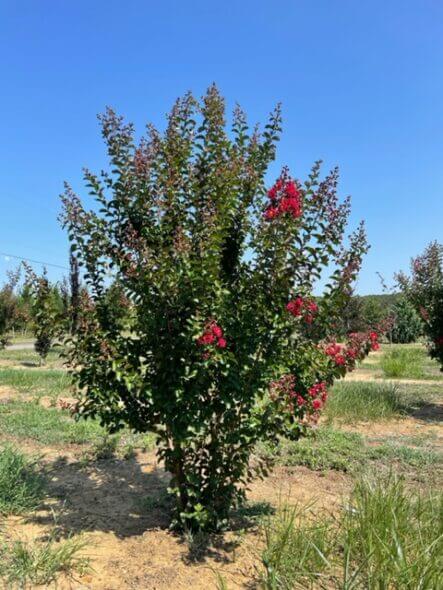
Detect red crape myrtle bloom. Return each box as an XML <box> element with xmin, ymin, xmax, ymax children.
<box><xmin>264</xmin><ymin>175</ymin><xmax>302</xmax><ymax>221</ymax></box>
<box><xmin>269</xmin><ymin>375</ymin><xmax>328</xmax><ymax>418</ymax></box>
<box><xmin>197</xmin><ymin>321</ymin><xmax>227</xmax><ymax>350</ymax></box>
<box><xmin>312</xmin><ymin>399</ymin><xmax>322</xmax><ymax>410</ymax></box>
<box><xmin>286</xmin><ymin>297</ymin><xmax>304</xmax><ymax>317</ymax></box>
<box><xmin>369</xmin><ymin>331</ymin><xmax>380</xmax><ymax>351</ymax></box>
<box><xmin>286</xmin><ymin>296</ymin><xmax>319</xmax><ymax>324</ymax></box>
<box><xmin>324</xmin><ymin>329</ymin><xmax>383</xmax><ymax>374</ymax></box>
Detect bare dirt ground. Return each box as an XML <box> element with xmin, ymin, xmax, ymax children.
<box><xmin>4</xmin><ymin>446</ymin><xmax>353</xmax><ymax>590</ymax></box>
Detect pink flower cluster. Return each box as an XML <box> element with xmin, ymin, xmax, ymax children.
<box><xmin>197</xmin><ymin>321</ymin><xmax>227</xmax><ymax>349</ymax></box>
<box><xmin>264</xmin><ymin>177</ymin><xmax>302</xmax><ymax>221</ymax></box>
<box><xmin>286</xmin><ymin>297</ymin><xmax>318</xmax><ymax>324</ymax></box>
<box><xmin>269</xmin><ymin>374</ymin><xmax>328</xmax><ymax>415</ymax></box>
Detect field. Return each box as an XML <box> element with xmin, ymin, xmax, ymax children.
<box><xmin>0</xmin><ymin>343</ymin><xmax>441</xmax><ymax>589</ymax></box>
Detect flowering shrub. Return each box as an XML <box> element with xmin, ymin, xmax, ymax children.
<box><xmin>397</xmin><ymin>242</ymin><xmax>443</xmax><ymax>370</ymax></box>
<box><xmin>61</xmin><ymin>86</ymin><xmax>371</xmax><ymax>530</ymax></box>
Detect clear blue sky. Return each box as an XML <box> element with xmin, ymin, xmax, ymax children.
<box><xmin>1</xmin><ymin>0</ymin><xmax>442</xmax><ymax>294</ymax></box>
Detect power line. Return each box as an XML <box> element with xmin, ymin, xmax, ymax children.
<box><xmin>0</xmin><ymin>251</ymin><xmax>69</xmax><ymax>271</ymax></box>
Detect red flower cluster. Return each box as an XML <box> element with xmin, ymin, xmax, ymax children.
<box><xmin>264</xmin><ymin>178</ymin><xmax>302</xmax><ymax>221</ymax></box>
<box><xmin>269</xmin><ymin>374</ymin><xmax>327</xmax><ymax>416</ymax></box>
<box><xmin>197</xmin><ymin>321</ymin><xmax>227</xmax><ymax>349</ymax></box>
<box><xmin>308</xmin><ymin>382</ymin><xmax>328</xmax><ymax>408</ymax></box>
<box><xmin>369</xmin><ymin>331</ymin><xmax>380</xmax><ymax>351</ymax></box>
<box><xmin>325</xmin><ymin>330</ymin><xmax>381</xmax><ymax>372</ymax></box>
<box><xmin>286</xmin><ymin>297</ymin><xmax>318</xmax><ymax>324</ymax></box>
<box><xmin>325</xmin><ymin>343</ymin><xmax>346</xmax><ymax>366</ymax></box>
<box><xmin>435</xmin><ymin>336</ymin><xmax>443</xmax><ymax>346</ymax></box>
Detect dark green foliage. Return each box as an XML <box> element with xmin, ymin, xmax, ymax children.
<box><xmin>391</xmin><ymin>297</ymin><xmax>423</xmax><ymax>343</ymax></box>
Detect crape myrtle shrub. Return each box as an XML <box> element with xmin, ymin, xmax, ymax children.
<box><xmin>61</xmin><ymin>86</ymin><xmax>375</xmax><ymax>531</ymax></box>
<box><xmin>398</xmin><ymin>242</ymin><xmax>443</xmax><ymax>369</ymax></box>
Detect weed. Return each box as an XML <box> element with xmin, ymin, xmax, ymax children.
<box><xmin>0</xmin><ymin>532</ymin><xmax>89</xmax><ymax>587</ymax></box>
<box><xmin>0</xmin><ymin>445</ymin><xmax>46</xmax><ymax>515</ymax></box>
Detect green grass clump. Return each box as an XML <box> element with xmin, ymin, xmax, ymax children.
<box><xmin>258</xmin><ymin>474</ymin><xmax>443</xmax><ymax>589</ymax></box>
<box><xmin>0</xmin><ymin>446</ymin><xmax>46</xmax><ymax>515</ymax></box>
<box><xmin>0</xmin><ymin>368</ymin><xmax>70</xmax><ymax>398</ymax></box>
<box><xmin>381</xmin><ymin>346</ymin><xmax>426</xmax><ymax>379</ymax></box>
<box><xmin>326</xmin><ymin>381</ymin><xmax>404</xmax><ymax>422</ymax></box>
<box><xmin>342</xmin><ymin>475</ymin><xmax>443</xmax><ymax>589</ymax></box>
<box><xmin>259</xmin><ymin>503</ymin><xmax>336</xmax><ymax>589</ymax></box>
<box><xmin>0</xmin><ymin>400</ymin><xmax>105</xmax><ymax>445</ymax></box>
<box><xmin>279</xmin><ymin>428</ymin><xmax>366</xmax><ymax>472</ymax></box>
<box><xmin>0</xmin><ymin>533</ymin><xmax>89</xmax><ymax>587</ymax></box>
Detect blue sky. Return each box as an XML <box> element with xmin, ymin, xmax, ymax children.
<box><xmin>0</xmin><ymin>0</ymin><xmax>442</xmax><ymax>293</ymax></box>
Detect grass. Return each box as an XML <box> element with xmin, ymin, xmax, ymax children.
<box><xmin>0</xmin><ymin>532</ymin><xmax>89</xmax><ymax>587</ymax></box>
<box><xmin>0</xmin><ymin>398</ymin><xmax>157</xmax><ymax>458</ymax></box>
<box><xmin>278</xmin><ymin>428</ymin><xmax>366</xmax><ymax>472</ymax></box>
<box><xmin>0</xmin><ymin>446</ymin><xmax>46</xmax><ymax>515</ymax></box>
<box><xmin>258</xmin><ymin>473</ymin><xmax>443</xmax><ymax>589</ymax></box>
<box><xmin>0</xmin><ymin>400</ymin><xmax>106</xmax><ymax>445</ymax></box>
<box><xmin>0</xmin><ymin>367</ymin><xmax>71</xmax><ymax>398</ymax></box>
<box><xmin>0</xmin><ymin>348</ymin><xmax>62</xmax><ymax>367</ymax></box>
<box><xmin>259</xmin><ymin>502</ymin><xmax>336</xmax><ymax>589</ymax></box>
<box><xmin>262</xmin><ymin>427</ymin><xmax>442</xmax><ymax>476</ymax></box>
<box><xmin>368</xmin><ymin>441</ymin><xmax>440</xmax><ymax>470</ymax></box>
<box><xmin>326</xmin><ymin>381</ymin><xmax>405</xmax><ymax>422</ymax></box>
<box><xmin>381</xmin><ymin>346</ymin><xmax>427</xmax><ymax>379</ymax></box>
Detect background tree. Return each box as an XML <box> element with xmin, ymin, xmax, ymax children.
<box><xmin>25</xmin><ymin>267</ymin><xmax>60</xmax><ymax>365</ymax></box>
<box><xmin>397</xmin><ymin>241</ymin><xmax>443</xmax><ymax>369</ymax></box>
<box><xmin>61</xmin><ymin>86</ymin><xmax>374</xmax><ymax>530</ymax></box>
<box><xmin>0</xmin><ymin>269</ymin><xmax>20</xmax><ymax>348</ymax></box>
<box><xmin>14</xmin><ymin>282</ymin><xmax>33</xmax><ymax>336</ymax></box>
<box><xmin>390</xmin><ymin>297</ymin><xmax>423</xmax><ymax>344</ymax></box>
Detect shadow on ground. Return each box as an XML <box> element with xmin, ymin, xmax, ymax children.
<box><xmin>410</xmin><ymin>401</ymin><xmax>443</xmax><ymax>423</ymax></box>
<box><xmin>27</xmin><ymin>452</ymin><xmax>272</xmax><ymax>563</ymax></box>
<box><xmin>32</xmin><ymin>454</ymin><xmax>172</xmax><ymax>537</ymax></box>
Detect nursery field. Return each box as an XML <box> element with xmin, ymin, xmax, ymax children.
<box><xmin>0</xmin><ymin>343</ymin><xmax>441</xmax><ymax>589</ymax></box>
